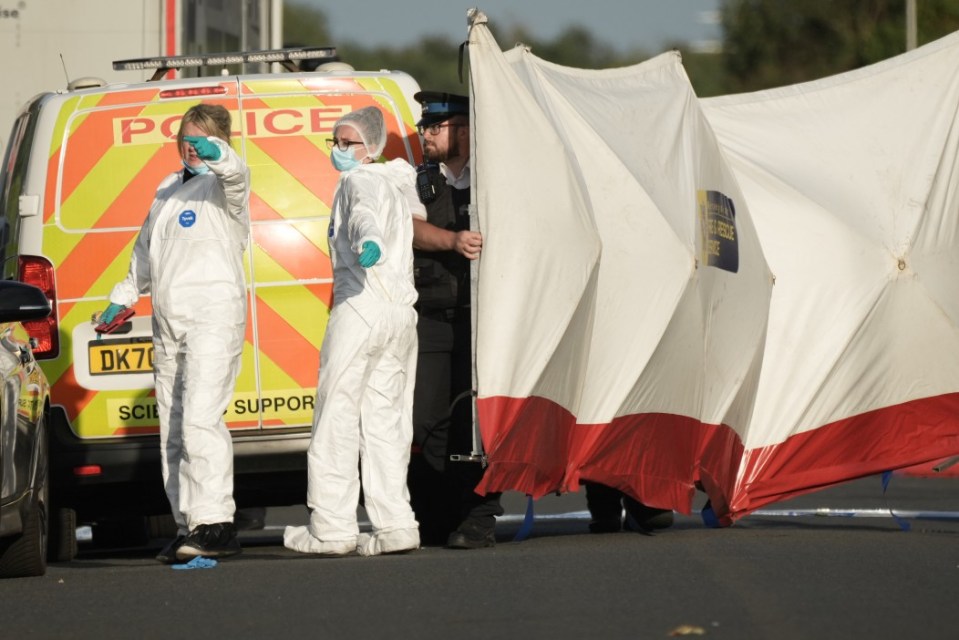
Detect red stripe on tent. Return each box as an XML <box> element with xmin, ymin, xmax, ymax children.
<box><xmin>475</xmin><ymin>396</ymin><xmax>706</xmax><ymax>512</ymax></box>
<box><xmin>474</xmin><ymin>395</ymin><xmax>577</xmax><ymax>498</ymax></box>
<box><xmin>895</xmin><ymin>458</ymin><xmax>959</xmax><ymax>477</ymax></box>
<box><xmin>476</xmin><ymin>392</ymin><xmax>959</xmax><ymax>526</ymax></box>
<box><xmin>728</xmin><ymin>392</ymin><xmax>959</xmax><ymax>520</ymax></box>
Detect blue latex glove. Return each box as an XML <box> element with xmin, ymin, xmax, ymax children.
<box><xmin>183</xmin><ymin>135</ymin><xmax>221</xmax><ymax>161</ymax></box>
<box><xmin>99</xmin><ymin>303</ymin><xmax>126</xmax><ymax>324</ymax></box>
<box><xmin>172</xmin><ymin>556</ymin><xmax>218</xmax><ymax>570</ymax></box>
<box><xmin>358</xmin><ymin>241</ymin><xmax>381</xmax><ymax>268</ymax></box>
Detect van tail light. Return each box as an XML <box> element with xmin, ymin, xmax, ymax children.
<box><xmin>18</xmin><ymin>255</ymin><xmax>59</xmax><ymax>359</ymax></box>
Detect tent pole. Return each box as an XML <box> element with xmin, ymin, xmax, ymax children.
<box><xmin>906</xmin><ymin>0</ymin><xmax>917</xmax><ymax>51</ymax></box>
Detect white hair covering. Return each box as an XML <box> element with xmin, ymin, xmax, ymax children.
<box><xmin>334</xmin><ymin>106</ymin><xmax>386</xmax><ymax>160</ymax></box>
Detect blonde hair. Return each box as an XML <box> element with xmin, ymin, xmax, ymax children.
<box><xmin>176</xmin><ymin>103</ymin><xmax>232</xmax><ymax>148</ymax></box>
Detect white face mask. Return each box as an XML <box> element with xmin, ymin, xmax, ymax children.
<box><xmin>182</xmin><ymin>160</ymin><xmax>210</xmax><ymax>175</ymax></box>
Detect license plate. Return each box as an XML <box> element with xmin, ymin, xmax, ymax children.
<box><xmin>88</xmin><ymin>337</ymin><xmax>154</xmax><ymax>375</ymax></box>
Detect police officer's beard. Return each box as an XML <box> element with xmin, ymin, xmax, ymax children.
<box><xmin>424</xmin><ymin>141</ymin><xmax>447</xmax><ymax>164</ymax></box>
<box><xmin>447</xmin><ymin>133</ymin><xmax>463</xmax><ymax>163</ymax></box>
<box><xmin>424</xmin><ymin>148</ymin><xmax>440</xmax><ymax>163</ymax></box>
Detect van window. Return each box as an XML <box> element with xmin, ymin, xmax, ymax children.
<box><xmin>0</xmin><ymin>109</ymin><xmax>38</xmax><ymax>279</ymax></box>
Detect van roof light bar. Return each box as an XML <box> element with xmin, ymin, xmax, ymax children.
<box><xmin>113</xmin><ymin>46</ymin><xmax>338</xmax><ymax>81</ymax></box>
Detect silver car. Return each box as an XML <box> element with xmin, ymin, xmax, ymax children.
<box><xmin>0</xmin><ymin>280</ymin><xmax>53</xmax><ymax>578</ymax></box>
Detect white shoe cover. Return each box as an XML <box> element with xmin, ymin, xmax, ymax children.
<box><xmin>355</xmin><ymin>527</ymin><xmax>420</xmax><ymax>557</ymax></box>
<box><xmin>283</xmin><ymin>525</ymin><xmax>356</xmax><ymax>556</ymax></box>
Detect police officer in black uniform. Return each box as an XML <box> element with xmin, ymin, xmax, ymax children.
<box><xmin>407</xmin><ymin>91</ymin><xmax>503</xmax><ymax>549</ymax></box>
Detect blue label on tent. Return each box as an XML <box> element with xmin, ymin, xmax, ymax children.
<box><xmin>698</xmin><ymin>190</ymin><xmax>739</xmax><ymax>273</ymax></box>
<box><xmin>179</xmin><ymin>210</ymin><xmax>197</xmax><ymax>227</ymax></box>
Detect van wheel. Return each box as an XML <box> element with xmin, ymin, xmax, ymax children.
<box><xmin>0</xmin><ymin>498</ymin><xmax>47</xmax><ymax>578</ymax></box>
<box><xmin>48</xmin><ymin>506</ymin><xmax>78</xmax><ymax>562</ymax></box>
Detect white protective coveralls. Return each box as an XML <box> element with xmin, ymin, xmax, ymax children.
<box><xmin>284</xmin><ymin>155</ymin><xmax>423</xmax><ymax>557</ymax></box>
<box><xmin>109</xmin><ymin>137</ymin><xmax>250</xmax><ymax>533</ymax></box>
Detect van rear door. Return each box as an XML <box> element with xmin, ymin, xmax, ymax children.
<box><xmin>50</xmin><ymin>73</ymin><xmax>422</xmax><ymax>439</ymax></box>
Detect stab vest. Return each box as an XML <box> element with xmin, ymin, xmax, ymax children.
<box><xmin>413</xmin><ymin>178</ymin><xmax>471</xmax><ymax>311</ymax></box>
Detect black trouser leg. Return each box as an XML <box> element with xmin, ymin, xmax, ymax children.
<box><xmin>585</xmin><ymin>482</ymin><xmax>625</xmax><ymax>532</ymax></box>
<box><xmin>410</xmin><ymin>317</ymin><xmax>460</xmax><ymax>544</ymax></box>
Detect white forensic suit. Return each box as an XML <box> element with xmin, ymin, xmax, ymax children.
<box><xmin>284</xmin><ymin>158</ymin><xmax>422</xmax><ymax>556</ymax></box>
<box><xmin>109</xmin><ymin>137</ymin><xmax>250</xmax><ymax>533</ymax></box>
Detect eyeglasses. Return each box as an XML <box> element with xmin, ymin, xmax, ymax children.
<box><xmin>416</xmin><ymin>123</ymin><xmax>465</xmax><ymax>136</ymax></box>
<box><xmin>325</xmin><ymin>138</ymin><xmax>365</xmax><ymax>151</ymax></box>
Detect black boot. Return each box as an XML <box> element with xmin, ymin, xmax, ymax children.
<box><xmin>446</xmin><ymin>519</ymin><xmax>495</xmax><ymax>549</ymax></box>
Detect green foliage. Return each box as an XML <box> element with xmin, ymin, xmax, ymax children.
<box><xmin>283</xmin><ymin>2</ymin><xmax>333</xmax><ymax>50</ymax></box>
<box><xmin>498</xmin><ymin>24</ymin><xmax>642</xmax><ymax>69</ymax></box>
<box><xmin>337</xmin><ymin>23</ymin><xmax>662</xmax><ymax>95</ymax></box>
<box><xmin>722</xmin><ymin>0</ymin><xmax>959</xmax><ymax>93</ymax></box>
<box><xmin>681</xmin><ymin>50</ymin><xmax>727</xmax><ymax>98</ymax></box>
<box><xmin>339</xmin><ymin>38</ymin><xmax>467</xmax><ymax>94</ymax></box>
<box><xmin>283</xmin><ymin>2</ymin><xmax>679</xmax><ymax>94</ymax></box>
<box><xmin>284</xmin><ymin>1</ymin><xmax>959</xmax><ymax>100</ymax></box>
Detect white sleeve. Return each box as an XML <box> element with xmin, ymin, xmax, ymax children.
<box><xmin>109</xmin><ymin>217</ymin><xmax>153</xmax><ymax>307</ymax></box>
<box><xmin>407</xmin><ymin>185</ymin><xmax>427</xmax><ymax>220</ymax></box>
<box><xmin>391</xmin><ymin>159</ymin><xmax>427</xmax><ymax>219</ymax></box>
<box><xmin>204</xmin><ymin>137</ymin><xmax>250</xmax><ymax>222</ymax></box>
<box><xmin>342</xmin><ymin>172</ymin><xmax>386</xmax><ymax>255</ymax></box>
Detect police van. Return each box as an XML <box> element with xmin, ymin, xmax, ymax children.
<box><xmin>0</xmin><ymin>47</ymin><xmax>425</xmax><ymax>557</ymax></box>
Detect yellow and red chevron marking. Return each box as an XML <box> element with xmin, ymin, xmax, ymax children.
<box><xmin>246</xmin><ymin>131</ymin><xmax>338</xmax><ymax>220</ymax></box>
<box><xmin>252</xmin><ymin>221</ymin><xmax>332</xmax><ymax>281</ymax></box>
<box><xmin>46</xmin><ymin>89</ymin><xmax>239</xmax><ymax>305</ymax></box>
<box><xmin>47</xmin><ymin>82</ymin><xmax>240</xmax><ymax>222</ymax></box>
<box><xmin>238</xmin><ymin>82</ymin><xmax>388</xmax><ymax>425</ymax></box>
<box><xmin>42</xmin><ymin>76</ymin><xmax>422</xmax><ymax>437</ymax></box>
<box><xmin>254</xmin><ymin>284</ymin><xmax>332</xmax><ymax>387</ymax></box>
<box><xmin>61</xmin><ymin>98</ymin><xmax>237</xmax><ymax>230</ymax></box>
<box><xmin>45</xmin><ymin>88</ymin><xmax>172</xmax><ymax>222</ymax></box>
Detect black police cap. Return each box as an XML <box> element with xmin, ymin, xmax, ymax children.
<box><xmin>414</xmin><ymin>91</ymin><xmax>469</xmax><ymax>127</ymax></box>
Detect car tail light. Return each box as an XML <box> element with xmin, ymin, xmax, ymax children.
<box><xmin>18</xmin><ymin>255</ymin><xmax>59</xmax><ymax>359</ymax></box>
<box><xmin>73</xmin><ymin>465</ymin><xmax>103</xmax><ymax>477</ymax></box>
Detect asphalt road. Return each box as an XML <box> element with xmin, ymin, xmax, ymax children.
<box><xmin>1</xmin><ymin>474</ymin><xmax>957</xmax><ymax>639</ymax></box>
